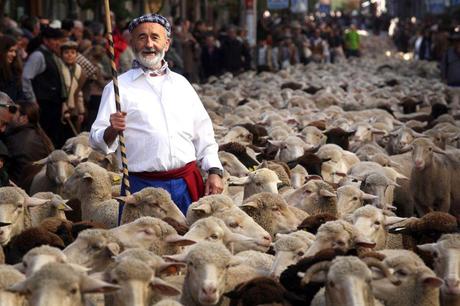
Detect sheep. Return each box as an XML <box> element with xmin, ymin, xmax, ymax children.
<box><xmin>63</xmin><ymin>228</ymin><xmax>123</xmax><ymax>272</ymax></box>
<box><xmin>228</xmin><ymin>168</ymin><xmax>282</xmax><ymax>201</ymax></box>
<box><xmin>8</xmin><ymin>262</ymin><xmax>120</xmax><ymax>306</ymax></box>
<box><xmin>269</xmin><ymin>233</ymin><xmax>315</xmax><ymax>277</ymax></box>
<box><xmin>186</xmin><ymin>195</ymin><xmax>272</xmax><ymax>253</ymax></box>
<box><xmin>15</xmin><ymin>245</ymin><xmax>67</xmax><ymax>277</ymax></box>
<box><xmin>224</xmin><ymin>276</ymin><xmax>290</xmax><ymax>306</ymax></box>
<box><xmin>113</xmin><ymin>248</ymin><xmax>185</xmax><ymax>277</ymax></box>
<box><xmin>291</xmin><ymin>164</ymin><xmax>309</xmax><ymax>188</ymax></box>
<box><xmin>223</xmin><ymin>126</ymin><xmax>253</xmax><ymax>145</ymax></box>
<box><xmin>110</xmin><ymin>217</ymin><xmax>194</xmax><ymax>255</ymax></box>
<box><xmin>3</xmin><ymin>226</ymin><xmax>65</xmax><ymax>264</ymax></box>
<box><xmin>181</xmin><ymin>217</ymin><xmax>254</xmax><ymax>254</ymax></box>
<box><xmin>418</xmin><ymin>234</ymin><xmax>460</xmax><ymax>306</ymax></box>
<box><xmin>218</xmin><ymin>151</ymin><xmax>250</xmax><ymax>178</ymax></box>
<box><xmin>62</xmin><ymin>133</ymin><xmax>93</xmax><ymax>160</ymax></box>
<box><xmin>0</xmin><ymin>264</ymin><xmax>27</xmax><ymax>306</ymax></box>
<box><xmin>270</xmin><ymin>136</ymin><xmax>313</xmax><ymax>163</ymax></box>
<box><xmin>85</xmin><ymin>150</ymin><xmax>120</xmax><ymax>172</ymax></box>
<box><xmin>386</xmin><ymin>125</ymin><xmax>422</xmax><ymax>155</ymax></box>
<box><xmin>219</xmin><ymin>142</ymin><xmax>260</xmax><ymax>169</ymax></box>
<box><xmin>347</xmin><ymin>205</ymin><xmax>406</xmax><ymax>250</ymax></box>
<box><xmin>0</xmin><ymin>245</ymin><xmax>4</xmax><ymax>264</ymax></box>
<box><xmin>256</xmin><ymin>160</ymin><xmax>292</xmax><ymax>190</ymax></box>
<box><xmin>304</xmin><ymin>220</ymin><xmax>376</xmax><ymax>257</ymax></box>
<box><xmin>299</xmin><ymin>256</ymin><xmax>393</xmax><ymax>306</ymax></box>
<box><xmin>63</xmin><ymin>162</ymin><xmax>119</xmax><ymax>228</ymax></box>
<box><xmin>240</xmin><ymin>192</ymin><xmax>300</xmax><ymax>238</ymax></box>
<box><xmin>100</xmin><ymin>258</ymin><xmax>181</xmax><ymax>306</ymax></box>
<box><xmin>0</xmin><ymin>187</ymin><xmax>49</xmax><ymax>246</ymax></box>
<box><xmin>285</xmin><ymin>179</ymin><xmax>337</xmax><ymax>216</ymax></box>
<box><xmin>323</xmin><ymin>127</ymin><xmax>355</xmax><ymax>150</ymax></box>
<box><xmin>297</xmin><ymin>213</ymin><xmax>337</xmax><ymax>234</ymax></box>
<box><xmin>116</xmin><ymin>187</ymin><xmax>188</xmax><ymax>227</ymax></box>
<box><xmin>29</xmin><ymin>192</ymin><xmax>72</xmax><ymax>226</ymax></box>
<box><xmin>300</xmin><ymin>126</ymin><xmax>327</xmax><ymax>149</ymax></box>
<box><xmin>372</xmin><ymin>250</ymin><xmax>443</xmax><ymax>306</ymax></box>
<box><xmin>178</xmin><ymin>241</ymin><xmax>234</xmax><ymax>306</ymax></box>
<box><xmin>336</xmin><ymin>185</ymin><xmax>377</xmax><ymax>217</ymax></box>
<box><xmin>29</xmin><ymin>150</ymin><xmax>76</xmax><ymax>196</ymax></box>
<box><xmin>408</xmin><ymin>138</ymin><xmax>460</xmax><ymax>218</ymax></box>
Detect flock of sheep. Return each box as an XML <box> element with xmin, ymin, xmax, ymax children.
<box><xmin>0</xmin><ymin>35</ymin><xmax>460</xmax><ymax>306</ymax></box>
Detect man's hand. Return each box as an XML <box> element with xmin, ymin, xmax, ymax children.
<box><xmin>103</xmin><ymin>111</ymin><xmax>126</xmax><ymax>146</ymax></box>
<box><xmin>205</xmin><ymin>174</ymin><xmax>224</xmax><ymax>196</ymax></box>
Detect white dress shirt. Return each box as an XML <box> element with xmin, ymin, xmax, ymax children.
<box><xmin>89</xmin><ymin>68</ymin><xmax>222</xmax><ymax>172</ymax></box>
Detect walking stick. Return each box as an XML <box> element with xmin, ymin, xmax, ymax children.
<box><xmin>103</xmin><ymin>0</ymin><xmax>131</xmax><ymax>196</ymax></box>
<box><xmin>65</xmin><ymin>117</ymin><xmax>78</xmax><ymax>136</ymax></box>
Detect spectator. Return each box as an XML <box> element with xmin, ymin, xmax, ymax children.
<box><xmin>418</xmin><ymin>28</ymin><xmax>433</xmax><ymax>61</ymax></box>
<box><xmin>3</xmin><ymin>102</ymin><xmax>53</xmax><ymax>186</ymax></box>
<box><xmin>221</xmin><ymin>26</ymin><xmax>245</xmax><ymax>74</ymax></box>
<box><xmin>0</xmin><ymin>35</ymin><xmax>25</xmax><ymax>101</ymax></box>
<box><xmin>0</xmin><ymin>141</ymin><xmax>9</xmax><ymax>187</ymax></box>
<box><xmin>310</xmin><ymin>29</ymin><xmax>329</xmax><ymax>63</ymax></box>
<box><xmin>181</xmin><ymin>20</ymin><xmax>200</xmax><ymax>83</ymax></box>
<box><xmin>60</xmin><ymin>40</ymin><xmax>86</xmax><ymax>135</ymax></box>
<box><xmin>279</xmin><ymin>36</ymin><xmax>299</xmax><ymax>68</ymax></box>
<box><xmin>119</xmin><ymin>29</ymin><xmax>135</xmax><ymax>73</ymax></box>
<box><xmin>256</xmin><ymin>39</ymin><xmax>273</xmax><ymax>72</ymax></box>
<box><xmin>344</xmin><ymin>23</ymin><xmax>360</xmax><ymax>58</ymax></box>
<box><xmin>329</xmin><ymin>27</ymin><xmax>344</xmax><ymax>63</ymax></box>
<box><xmin>201</xmin><ymin>34</ymin><xmax>223</xmax><ymax>79</ymax></box>
<box><xmin>291</xmin><ymin>21</ymin><xmax>310</xmax><ymax>64</ymax></box>
<box><xmin>22</xmin><ymin>26</ymin><xmax>67</xmax><ymax>147</ymax></box>
<box><xmin>441</xmin><ymin>28</ymin><xmax>460</xmax><ymax>106</ymax></box>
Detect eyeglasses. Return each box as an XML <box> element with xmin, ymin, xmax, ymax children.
<box><xmin>0</xmin><ymin>104</ymin><xmax>18</xmax><ymax>114</ymax></box>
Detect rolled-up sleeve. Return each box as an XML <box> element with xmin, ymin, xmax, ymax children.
<box><xmin>89</xmin><ymin>82</ymin><xmax>119</xmax><ymax>154</ymax></box>
<box><xmin>190</xmin><ymin>86</ymin><xmax>223</xmax><ymax>172</ymax></box>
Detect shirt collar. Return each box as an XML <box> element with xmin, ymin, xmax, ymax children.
<box><xmin>131</xmin><ymin>60</ymin><xmax>171</xmax><ymax>81</ymax></box>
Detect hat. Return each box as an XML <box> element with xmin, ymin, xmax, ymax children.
<box><xmin>128</xmin><ymin>13</ymin><xmax>171</xmax><ymax>37</ymax></box>
<box><xmin>60</xmin><ymin>40</ymin><xmax>78</xmax><ymax>50</ymax></box>
<box><xmin>42</xmin><ymin>26</ymin><xmax>65</xmax><ymax>39</ymax></box>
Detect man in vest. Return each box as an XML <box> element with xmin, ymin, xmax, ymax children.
<box><xmin>22</xmin><ymin>26</ymin><xmax>66</xmax><ymax>147</ymax></box>
<box><xmin>89</xmin><ymin>14</ymin><xmax>224</xmax><ymax>222</ymax></box>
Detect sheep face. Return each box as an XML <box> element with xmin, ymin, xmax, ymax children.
<box><xmin>270</xmin><ymin>236</ymin><xmax>312</xmax><ymax>277</ymax></box>
<box><xmin>229</xmin><ymin>168</ymin><xmax>281</xmax><ymax>199</ymax></box>
<box><xmin>336</xmin><ymin>186</ymin><xmax>376</xmax><ymax>218</ymax></box>
<box><xmin>63</xmin><ymin>229</ymin><xmax>121</xmax><ymax>272</ymax></box>
<box><xmin>361</xmin><ymin>173</ymin><xmax>393</xmax><ymax>210</ymax></box>
<box><xmin>0</xmin><ymin>203</ymin><xmax>23</xmax><ymax>245</ymax></box>
<box><xmin>411</xmin><ymin>138</ymin><xmax>443</xmax><ymax>170</ymax></box>
<box><xmin>46</xmin><ymin>160</ymin><xmax>75</xmax><ymax>186</ymax></box>
<box><xmin>223</xmin><ymin>127</ymin><xmax>253</xmax><ymax>146</ymax></box>
<box><xmin>418</xmin><ymin>234</ymin><xmax>460</xmax><ymax>300</ymax></box>
<box><xmin>218</xmin><ymin>152</ymin><xmax>249</xmax><ymax>177</ymax></box>
<box><xmin>21</xmin><ymin>252</ymin><xmax>67</xmax><ymax>277</ymax></box>
<box><xmin>183</xmin><ymin>242</ymin><xmax>232</xmax><ymax>306</ymax></box>
<box><xmin>8</xmin><ymin>263</ymin><xmax>119</xmax><ymax>306</ymax></box>
<box><xmin>105</xmin><ymin>259</ymin><xmax>180</xmax><ymax>306</ymax></box>
<box><xmin>387</xmin><ymin>127</ymin><xmax>416</xmax><ymax>154</ymax></box>
<box><xmin>0</xmin><ymin>265</ymin><xmax>26</xmax><ymax>306</ymax></box>
<box><xmin>214</xmin><ymin>208</ymin><xmax>272</xmax><ymax>253</ymax></box>
<box><xmin>287</xmin><ymin>180</ymin><xmax>337</xmax><ymax>216</ymax></box>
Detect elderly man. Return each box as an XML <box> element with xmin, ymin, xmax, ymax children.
<box><xmin>89</xmin><ymin>14</ymin><xmax>223</xmax><ymax>219</ymax></box>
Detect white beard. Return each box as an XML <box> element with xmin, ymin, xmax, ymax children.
<box><xmin>135</xmin><ymin>48</ymin><xmax>165</xmax><ymax>69</ymax></box>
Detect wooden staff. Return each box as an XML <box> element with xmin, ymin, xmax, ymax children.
<box><xmin>103</xmin><ymin>0</ymin><xmax>131</xmax><ymax>196</ymax></box>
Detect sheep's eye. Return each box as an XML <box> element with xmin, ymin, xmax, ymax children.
<box><xmin>229</xmin><ymin>222</ymin><xmax>239</xmax><ymax>228</ymax></box>
<box><xmin>272</xmin><ymin>207</ymin><xmax>280</xmax><ymax>212</ymax></box>
<box><xmin>429</xmin><ymin>147</ymin><xmax>433</xmax><ymax>151</ymax></box>
<box><xmin>111</xmin><ymin>278</ymin><xmax>118</xmax><ymax>284</ymax></box>
<box><xmin>305</xmin><ymin>190</ymin><xmax>313</xmax><ymax>195</ymax></box>
<box><xmin>374</xmin><ymin>221</ymin><xmax>381</xmax><ymax>226</ymax></box>
<box><xmin>432</xmin><ymin>251</ymin><xmax>439</xmax><ymax>258</ymax></box>
<box><xmin>23</xmin><ymin>261</ymin><xmax>28</xmax><ymax>268</ymax></box>
<box><xmin>328</xmin><ymin>281</ymin><xmax>335</xmax><ymax>288</ymax></box>
<box><xmin>352</xmin><ymin>197</ymin><xmax>359</xmax><ymax>201</ymax></box>
<box><xmin>335</xmin><ymin>240</ymin><xmax>345</xmax><ymax>246</ymax></box>
<box><xmin>90</xmin><ymin>244</ymin><xmax>100</xmax><ymax>251</ymax></box>
<box><xmin>187</xmin><ymin>261</ymin><xmax>194</xmax><ymax>268</ymax></box>
<box><xmin>395</xmin><ymin>269</ymin><xmax>407</xmax><ymax>277</ymax></box>
<box><xmin>210</xmin><ymin>234</ymin><xmax>218</xmax><ymax>240</ymax></box>
<box><xmin>70</xmin><ymin>287</ymin><xmax>78</xmax><ymax>294</ymax></box>
<box><xmin>297</xmin><ymin>251</ymin><xmax>304</xmax><ymax>257</ymax></box>
<box><xmin>222</xmin><ymin>162</ymin><xmax>228</xmax><ymax>166</ymax></box>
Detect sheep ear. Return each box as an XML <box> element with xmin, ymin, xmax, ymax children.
<box><xmin>319</xmin><ymin>189</ymin><xmax>336</xmax><ymax>198</ymax></box>
<box><xmin>417</xmin><ymin>243</ymin><xmax>437</xmax><ymax>253</ymax></box>
<box><xmin>268</xmin><ymin>140</ymin><xmax>283</xmax><ymax>147</ymax></box>
<box><xmin>228</xmin><ymin>176</ymin><xmax>250</xmax><ymax>186</ymax></box>
<box><xmin>13</xmin><ymin>263</ymin><xmax>25</xmax><ymax>273</ymax></box>
<box><xmin>421</xmin><ymin>275</ymin><xmax>443</xmax><ymax>288</ymax></box>
<box><xmin>371</xmin><ymin>129</ymin><xmax>387</xmax><ymax>136</ymax></box>
<box><xmin>150</xmin><ymin>277</ymin><xmax>181</xmax><ymax>296</ymax></box>
<box><xmin>106</xmin><ymin>243</ymin><xmax>120</xmax><ymax>256</ymax></box>
<box><xmin>69</xmin><ymin>263</ymin><xmax>91</xmax><ymax>274</ymax></box>
<box><xmin>82</xmin><ymin>173</ymin><xmax>93</xmax><ymax>181</ymax></box>
<box><xmin>240</xmin><ymin>201</ymin><xmax>259</xmax><ymax>209</ymax></box>
<box><xmin>115</xmin><ymin>195</ymin><xmax>136</xmax><ymax>205</ymax></box>
<box><xmin>80</xmin><ymin>275</ymin><xmax>120</xmax><ymax>293</ymax></box>
<box><xmin>361</xmin><ymin>193</ymin><xmax>378</xmax><ymax>201</ymax></box>
<box><xmin>7</xmin><ymin>280</ymin><xmax>28</xmax><ymax>293</ymax></box>
<box><xmin>56</xmin><ymin>200</ymin><xmax>73</xmax><ymax>211</ymax></box>
<box><xmin>164</xmin><ymin>234</ymin><xmax>196</xmax><ymax>246</ymax></box>
<box><xmin>24</xmin><ymin>197</ymin><xmax>49</xmax><ymax>207</ymax></box>
<box><xmin>163</xmin><ymin>253</ymin><xmax>187</xmax><ymax>263</ymax></box>
<box><xmin>33</xmin><ymin>157</ymin><xmax>49</xmax><ymax>165</ymax></box>
<box><xmin>191</xmin><ymin>202</ymin><xmax>212</xmax><ymax>214</ymax></box>
<box><xmin>384</xmin><ymin>216</ymin><xmax>407</xmax><ymax>226</ymax></box>
<box><xmin>433</xmin><ymin>147</ymin><xmax>446</xmax><ymax>154</ymax></box>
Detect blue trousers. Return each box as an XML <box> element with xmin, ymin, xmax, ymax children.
<box><xmin>119</xmin><ymin>175</ymin><xmax>192</xmax><ymax>225</ymax></box>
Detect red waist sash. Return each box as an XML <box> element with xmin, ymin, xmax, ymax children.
<box><xmin>129</xmin><ymin>161</ymin><xmax>204</xmax><ymax>202</ymax></box>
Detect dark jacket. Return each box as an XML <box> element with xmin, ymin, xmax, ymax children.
<box><xmin>221</xmin><ymin>38</ymin><xmax>244</xmax><ymax>74</ymax></box>
<box><xmin>3</xmin><ymin>124</ymin><xmax>50</xmax><ymax>184</ymax></box>
<box><xmin>0</xmin><ymin>71</ymin><xmax>25</xmax><ymax>102</ymax></box>
<box><xmin>32</xmin><ymin>46</ymin><xmax>65</xmax><ymax>104</ymax></box>
<box><xmin>201</xmin><ymin>45</ymin><xmax>223</xmax><ymax>78</ymax></box>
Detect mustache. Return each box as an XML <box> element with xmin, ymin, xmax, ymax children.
<box><xmin>141</xmin><ymin>47</ymin><xmax>159</xmax><ymax>53</ymax></box>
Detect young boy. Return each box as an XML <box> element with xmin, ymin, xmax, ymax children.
<box><xmin>60</xmin><ymin>40</ymin><xmax>86</xmax><ymax>135</ymax></box>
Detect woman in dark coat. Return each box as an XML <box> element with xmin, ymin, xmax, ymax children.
<box><xmin>0</xmin><ymin>35</ymin><xmax>25</xmax><ymax>101</ymax></box>
<box><xmin>3</xmin><ymin>102</ymin><xmax>54</xmax><ymax>186</ymax></box>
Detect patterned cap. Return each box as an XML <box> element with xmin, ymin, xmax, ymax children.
<box><xmin>128</xmin><ymin>13</ymin><xmax>171</xmax><ymax>36</ymax></box>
